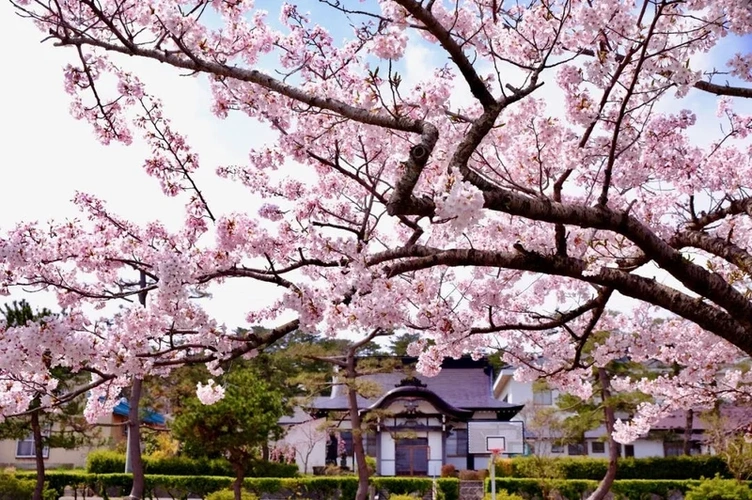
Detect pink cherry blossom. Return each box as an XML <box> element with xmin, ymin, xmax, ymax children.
<box><xmin>2</xmin><ymin>0</ymin><xmax>752</xmax><ymax>448</ymax></box>
<box><xmin>196</xmin><ymin>379</ymin><xmax>226</xmax><ymax>405</ymax></box>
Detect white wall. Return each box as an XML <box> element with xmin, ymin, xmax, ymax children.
<box><xmin>428</xmin><ymin>431</ymin><xmax>442</xmax><ymax>477</ymax></box>
<box><xmin>632</xmin><ymin>439</ymin><xmax>665</xmax><ymax>458</ymax></box>
<box><xmin>278</xmin><ymin>418</ymin><xmax>328</xmax><ymax>474</ymax></box>
<box><xmin>380</xmin><ymin>432</ymin><xmax>395</xmax><ymax>476</ymax></box>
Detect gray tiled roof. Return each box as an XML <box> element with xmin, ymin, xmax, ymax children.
<box><xmin>311</xmin><ymin>363</ymin><xmax>519</xmax><ymax>413</ymax></box>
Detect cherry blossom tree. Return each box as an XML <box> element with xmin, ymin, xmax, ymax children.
<box><xmin>3</xmin><ymin>0</ymin><xmax>752</xmax><ymax>497</ymax></box>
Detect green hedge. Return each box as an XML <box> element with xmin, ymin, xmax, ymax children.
<box><xmin>0</xmin><ymin>473</ymin><xmax>57</xmax><ymax>500</ymax></box>
<box><xmin>13</xmin><ymin>473</ymin><xmax>458</xmax><ymax>500</ymax></box>
<box><xmin>499</xmin><ymin>455</ymin><xmax>731</xmax><ymax>480</ymax></box>
<box><xmin>371</xmin><ymin>477</ymin><xmax>459</xmax><ymax>500</ymax></box>
<box><xmin>488</xmin><ymin>478</ymin><xmax>712</xmax><ymax>499</ymax></box>
<box><xmin>86</xmin><ymin>450</ymin><xmax>298</xmax><ymax>477</ymax></box>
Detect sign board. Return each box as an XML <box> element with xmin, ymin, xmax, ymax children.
<box><xmin>467</xmin><ymin>421</ymin><xmax>524</xmax><ymax>454</ymax></box>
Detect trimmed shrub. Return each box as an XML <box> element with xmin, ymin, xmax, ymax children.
<box><xmin>86</xmin><ymin>450</ymin><xmax>125</xmax><ymax>473</ymax></box>
<box><xmin>86</xmin><ymin>450</ymin><xmax>297</xmax><ymax>477</ymax></box>
<box><xmin>365</xmin><ymin>455</ymin><xmax>377</xmax><ymax>476</ymax></box>
<box><xmin>0</xmin><ymin>473</ymin><xmax>56</xmax><ymax>500</ymax></box>
<box><xmin>206</xmin><ymin>489</ymin><xmax>259</xmax><ymax>500</ymax></box>
<box><xmin>441</xmin><ymin>463</ymin><xmax>457</xmax><ymax>478</ymax></box>
<box><xmin>459</xmin><ymin>469</ymin><xmax>486</xmax><ymax>480</ymax></box>
<box><xmin>502</xmin><ymin>455</ymin><xmax>731</xmax><ymax>480</ymax></box>
<box><xmin>437</xmin><ymin>478</ymin><xmax>460</xmax><ymax>500</ymax></box>
<box><xmin>483</xmin><ymin>491</ymin><xmax>524</xmax><ymax>500</ymax></box>
<box><xmin>246</xmin><ymin>460</ymin><xmax>299</xmax><ymax>478</ymax></box>
<box><xmin>685</xmin><ymin>475</ymin><xmax>752</xmax><ymax>500</ymax></box>
<box><xmin>487</xmin><ymin>478</ymin><xmax>715</xmax><ymax>499</ymax></box>
<box><xmin>494</xmin><ymin>458</ymin><xmax>515</xmax><ymax>478</ymax></box>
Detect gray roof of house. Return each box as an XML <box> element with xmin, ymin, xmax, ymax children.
<box><xmin>311</xmin><ymin>365</ymin><xmax>520</xmax><ymax>414</ymax></box>
<box><xmin>279</xmin><ymin>406</ymin><xmax>313</xmax><ymax>425</ymax></box>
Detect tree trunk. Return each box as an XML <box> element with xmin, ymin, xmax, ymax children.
<box><xmin>586</xmin><ymin>368</ymin><xmax>618</xmax><ymax>500</ymax></box>
<box><xmin>30</xmin><ymin>409</ymin><xmax>46</xmax><ymax>500</ymax></box>
<box><xmin>232</xmin><ymin>462</ymin><xmax>245</xmax><ymax>500</ymax></box>
<box><xmin>127</xmin><ymin>377</ymin><xmax>145</xmax><ymax>500</ymax></box>
<box><xmin>683</xmin><ymin>409</ymin><xmax>694</xmax><ymax>455</ymax></box>
<box><xmin>127</xmin><ymin>270</ymin><xmax>148</xmax><ymax>500</ymax></box>
<box><xmin>346</xmin><ymin>352</ymin><xmax>370</xmax><ymax>500</ymax></box>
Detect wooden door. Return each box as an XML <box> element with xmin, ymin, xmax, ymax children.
<box><xmin>395</xmin><ymin>438</ymin><xmax>429</xmax><ymax>476</ymax></box>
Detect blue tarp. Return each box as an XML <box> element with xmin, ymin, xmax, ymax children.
<box><xmin>112</xmin><ymin>399</ymin><xmax>166</xmax><ymax>425</ymax></box>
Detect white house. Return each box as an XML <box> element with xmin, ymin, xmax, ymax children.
<box><xmin>492</xmin><ymin>366</ymin><xmax>738</xmax><ymax>458</ymax></box>
<box><xmin>280</xmin><ymin>357</ymin><xmax>525</xmax><ymax>476</ymax></box>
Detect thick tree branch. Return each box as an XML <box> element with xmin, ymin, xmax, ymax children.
<box><xmin>391</xmin><ymin>0</ymin><xmax>496</xmax><ymax>108</ymax></box>
<box><xmin>381</xmin><ymin>245</ymin><xmax>752</xmax><ymax>354</ymax></box>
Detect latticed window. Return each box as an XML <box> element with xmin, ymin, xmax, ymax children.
<box><xmin>16</xmin><ymin>433</ymin><xmax>49</xmax><ymax>458</ymax></box>
<box><xmin>446</xmin><ymin>428</ymin><xmax>468</xmax><ymax>456</ymax></box>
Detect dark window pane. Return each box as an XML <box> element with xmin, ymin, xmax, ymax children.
<box><xmin>664</xmin><ymin>442</ymin><xmax>683</xmax><ymax>457</ymax></box>
<box><xmin>591</xmin><ymin>441</ymin><xmax>605</xmax><ymax>453</ymax></box>
<box><xmin>446</xmin><ymin>429</ymin><xmax>467</xmax><ymax>456</ymax></box>
<box><xmin>625</xmin><ymin>444</ymin><xmax>635</xmax><ymax>457</ymax></box>
<box><xmin>567</xmin><ymin>443</ymin><xmax>587</xmax><ymax>456</ymax></box>
<box><xmin>341</xmin><ymin>431</ymin><xmax>354</xmax><ymax>455</ymax></box>
<box><xmin>364</xmin><ymin>433</ymin><xmax>377</xmax><ymax>456</ymax></box>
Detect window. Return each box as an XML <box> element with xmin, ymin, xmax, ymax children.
<box><xmin>591</xmin><ymin>441</ymin><xmax>605</xmax><ymax>454</ymax></box>
<box><xmin>664</xmin><ymin>442</ymin><xmax>683</xmax><ymax>457</ymax></box>
<box><xmin>533</xmin><ymin>390</ymin><xmax>553</xmax><ymax>405</ymax></box>
<box><xmin>340</xmin><ymin>431</ymin><xmax>354</xmax><ymax>455</ymax></box>
<box><xmin>624</xmin><ymin>444</ymin><xmax>635</xmax><ymax>457</ymax></box>
<box><xmin>16</xmin><ymin>433</ymin><xmax>49</xmax><ymax>459</ymax></box>
<box><xmin>364</xmin><ymin>433</ymin><xmax>377</xmax><ymax>456</ymax></box>
<box><xmin>551</xmin><ymin>444</ymin><xmax>564</xmax><ymax>454</ymax></box>
<box><xmin>567</xmin><ymin>443</ymin><xmax>587</xmax><ymax>456</ymax></box>
<box><xmin>446</xmin><ymin>429</ymin><xmax>468</xmax><ymax>456</ymax></box>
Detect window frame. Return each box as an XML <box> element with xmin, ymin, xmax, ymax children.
<box><xmin>591</xmin><ymin>441</ymin><xmax>605</xmax><ymax>454</ymax></box>
<box><xmin>446</xmin><ymin>428</ymin><xmax>468</xmax><ymax>457</ymax></box>
<box><xmin>567</xmin><ymin>442</ymin><xmax>587</xmax><ymax>456</ymax></box>
<box><xmin>15</xmin><ymin>432</ymin><xmax>50</xmax><ymax>459</ymax></box>
<box><xmin>533</xmin><ymin>390</ymin><xmax>553</xmax><ymax>405</ymax></box>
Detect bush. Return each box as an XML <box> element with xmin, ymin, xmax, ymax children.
<box><xmin>505</xmin><ymin>455</ymin><xmax>731</xmax><ymax>480</ymax></box>
<box><xmin>459</xmin><ymin>469</ymin><xmax>487</xmax><ymax>480</ymax></box>
<box><xmin>494</xmin><ymin>458</ymin><xmax>514</xmax><ymax>478</ymax></box>
<box><xmin>0</xmin><ymin>473</ymin><xmax>56</xmax><ymax>500</ymax></box>
<box><xmin>487</xmin><ymin>478</ymin><xmax>711</xmax><ymax>499</ymax></box>
<box><xmin>86</xmin><ymin>450</ymin><xmax>298</xmax><ymax>477</ymax></box>
<box><xmin>389</xmin><ymin>496</ymin><xmax>418</xmax><ymax>500</ymax></box>
<box><xmin>484</xmin><ymin>490</ymin><xmax>524</xmax><ymax>500</ymax></box>
<box><xmin>366</xmin><ymin>455</ymin><xmax>377</xmax><ymax>476</ymax></box>
<box><xmin>86</xmin><ymin>450</ymin><xmax>126</xmax><ymax>473</ymax></box>
<box><xmin>507</xmin><ymin>456</ymin><xmax>563</xmax><ymax>480</ymax></box>
<box><xmin>206</xmin><ymin>488</ymin><xmax>259</xmax><ymax>500</ymax></box>
<box><xmin>246</xmin><ymin>459</ymin><xmax>299</xmax><ymax>478</ymax></box>
<box><xmin>441</xmin><ymin>463</ymin><xmax>457</xmax><ymax>478</ymax></box>
<box><xmin>684</xmin><ymin>475</ymin><xmax>752</xmax><ymax>500</ymax></box>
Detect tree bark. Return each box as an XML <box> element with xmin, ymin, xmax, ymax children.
<box><xmin>683</xmin><ymin>409</ymin><xmax>694</xmax><ymax>455</ymax></box>
<box><xmin>586</xmin><ymin>368</ymin><xmax>618</xmax><ymax>500</ymax></box>
<box><xmin>127</xmin><ymin>377</ymin><xmax>145</xmax><ymax>500</ymax></box>
<box><xmin>30</xmin><ymin>409</ymin><xmax>46</xmax><ymax>500</ymax></box>
<box><xmin>346</xmin><ymin>351</ymin><xmax>370</xmax><ymax>500</ymax></box>
<box><xmin>232</xmin><ymin>461</ymin><xmax>245</xmax><ymax>500</ymax></box>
